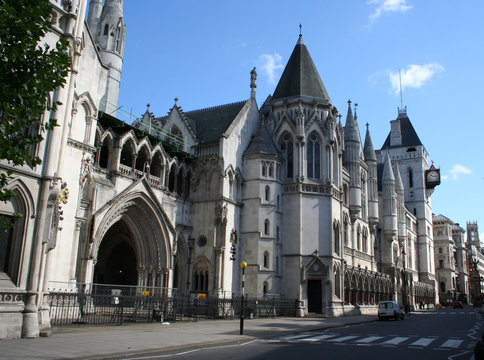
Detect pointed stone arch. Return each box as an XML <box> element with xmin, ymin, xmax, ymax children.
<box><xmin>89</xmin><ymin>188</ymin><xmax>175</xmax><ymax>289</ymax></box>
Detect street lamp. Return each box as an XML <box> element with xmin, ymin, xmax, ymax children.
<box><xmin>402</xmin><ymin>247</ymin><xmax>409</xmax><ymax>313</ymax></box>
<box><xmin>240</xmin><ymin>261</ymin><xmax>247</xmax><ymax>335</ymax></box>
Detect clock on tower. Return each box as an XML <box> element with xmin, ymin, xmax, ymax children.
<box><xmin>425</xmin><ymin>164</ymin><xmax>440</xmax><ymax>189</ymax></box>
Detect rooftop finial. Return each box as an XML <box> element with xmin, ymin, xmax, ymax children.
<box><xmin>366</xmin><ymin>122</ymin><xmax>369</xmax><ymax>130</ymax></box>
<box><xmin>347</xmin><ymin>99</ymin><xmax>351</xmax><ymax>106</ymax></box>
<box><xmin>354</xmin><ymin>103</ymin><xmax>358</xmax><ymax>118</ymax></box>
<box><xmin>146</xmin><ymin>103</ymin><xmax>150</xmax><ymax>111</ymax></box>
<box><xmin>174</xmin><ymin>97</ymin><xmax>178</xmax><ymax>106</ymax></box>
<box><xmin>299</xmin><ymin>23</ymin><xmax>302</xmax><ymax>36</ymax></box>
<box><xmin>250</xmin><ymin>67</ymin><xmax>257</xmax><ymax>99</ymax></box>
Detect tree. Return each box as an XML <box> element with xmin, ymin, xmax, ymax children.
<box><xmin>0</xmin><ymin>0</ymin><xmax>71</xmax><ymax>203</ymax></box>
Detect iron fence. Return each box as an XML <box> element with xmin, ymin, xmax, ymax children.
<box><xmin>47</xmin><ymin>291</ymin><xmax>298</xmax><ymax>326</ymax></box>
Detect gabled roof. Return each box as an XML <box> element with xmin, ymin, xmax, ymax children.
<box><xmin>184</xmin><ymin>101</ymin><xmax>247</xmax><ymax>144</ymax></box>
<box><xmin>381</xmin><ymin>110</ymin><xmax>423</xmax><ymax>149</ymax></box>
<box><xmin>272</xmin><ymin>35</ymin><xmax>331</xmax><ymax>102</ymax></box>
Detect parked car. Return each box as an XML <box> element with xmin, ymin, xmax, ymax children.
<box><xmin>378</xmin><ymin>300</ymin><xmax>404</xmax><ymax>320</ymax></box>
<box><xmin>453</xmin><ymin>301</ymin><xmax>463</xmax><ymax>309</ymax></box>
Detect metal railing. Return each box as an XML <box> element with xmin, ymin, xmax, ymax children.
<box><xmin>47</xmin><ymin>291</ymin><xmax>298</xmax><ymax>326</ymax></box>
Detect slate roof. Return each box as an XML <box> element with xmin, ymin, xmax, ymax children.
<box><xmin>433</xmin><ymin>214</ymin><xmax>453</xmax><ymax>223</ymax></box>
<box><xmin>245</xmin><ymin>125</ymin><xmax>280</xmax><ymax>156</ymax></box>
<box><xmin>184</xmin><ymin>101</ymin><xmax>247</xmax><ymax>144</ymax></box>
<box><xmin>272</xmin><ymin>36</ymin><xmax>331</xmax><ymax>102</ymax></box>
<box><xmin>381</xmin><ymin>111</ymin><xmax>423</xmax><ymax>149</ymax></box>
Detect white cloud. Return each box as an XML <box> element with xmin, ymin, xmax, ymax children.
<box><xmin>259</xmin><ymin>53</ymin><xmax>283</xmax><ymax>84</ymax></box>
<box><xmin>368</xmin><ymin>0</ymin><xmax>412</xmax><ymax>21</ymax></box>
<box><xmin>389</xmin><ymin>63</ymin><xmax>444</xmax><ymax>94</ymax></box>
<box><xmin>448</xmin><ymin>164</ymin><xmax>472</xmax><ymax>180</ymax></box>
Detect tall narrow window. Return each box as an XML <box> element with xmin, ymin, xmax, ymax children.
<box><xmin>408</xmin><ymin>168</ymin><xmax>413</xmax><ymax>188</ymax></box>
<box><xmin>268</xmin><ymin>163</ymin><xmax>273</xmax><ymax>177</ymax></box>
<box><xmin>280</xmin><ymin>134</ymin><xmax>294</xmax><ymax>178</ymax></box>
<box><xmin>262</xmin><ymin>163</ymin><xmax>266</xmax><ymax>177</ymax></box>
<box><xmin>307</xmin><ymin>133</ymin><xmax>321</xmax><ymax>179</ymax></box>
<box><xmin>344</xmin><ymin>220</ymin><xmax>348</xmax><ymax>246</ymax></box>
<box><xmin>264</xmin><ymin>252</ymin><xmax>269</xmax><ymax>268</ymax></box>
<box><xmin>264</xmin><ymin>219</ymin><xmax>270</xmax><ymax>235</ymax></box>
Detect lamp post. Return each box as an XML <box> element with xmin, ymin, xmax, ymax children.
<box><xmin>240</xmin><ymin>261</ymin><xmax>247</xmax><ymax>335</ymax></box>
<box><xmin>402</xmin><ymin>247</ymin><xmax>409</xmax><ymax>313</ymax></box>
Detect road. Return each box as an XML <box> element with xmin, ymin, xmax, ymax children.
<box><xmin>122</xmin><ymin>307</ymin><xmax>484</xmax><ymax>360</ymax></box>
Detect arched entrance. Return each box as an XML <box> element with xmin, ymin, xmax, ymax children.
<box><xmin>93</xmin><ymin>221</ymin><xmax>138</xmax><ymax>286</ymax></box>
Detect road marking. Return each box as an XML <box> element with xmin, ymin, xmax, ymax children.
<box><xmin>410</xmin><ymin>338</ymin><xmax>436</xmax><ymax>346</ymax></box>
<box><xmin>355</xmin><ymin>336</ymin><xmax>383</xmax><ymax>344</ymax></box>
<box><xmin>440</xmin><ymin>339</ymin><xmax>464</xmax><ymax>348</ymax></box>
<box><xmin>382</xmin><ymin>336</ymin><xmax>410</xmax><ymax>345</ymax></box>
<box><xmin>328</xmin><ymin>336</ymin><xmax>359</xmax><ymax>343</ymax></box>
<box><xmin>300</xmin><ymin>334</ymin><xmax>337</xmax><ymax>342</ymax></box>
<box><xmin>279</xmin><ymin>333</ymin><xmax>314</xmax><ymax>340</ymax></box>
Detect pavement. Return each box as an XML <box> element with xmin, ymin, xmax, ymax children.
<box><xmin>0</xmin><ymin>312</ymin><xmax>388</xmax><ymax>360</ymax></box>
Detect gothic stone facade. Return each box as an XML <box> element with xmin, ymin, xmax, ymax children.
<box><xmin>0</xmin><ymin>0</ymin><xmax>437</xmax><ymax>338</ymax></box>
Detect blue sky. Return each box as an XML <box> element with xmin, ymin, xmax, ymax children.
<box><xmin>116</xmin><ymin>0</ymin><xmax>484</xmax><ymax>239</ymax></box>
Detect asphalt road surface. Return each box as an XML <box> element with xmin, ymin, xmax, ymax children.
<box><xmin>122</xmin><ymin>307</ymin><xmax>484</xmax><ymax>360</ymax></box>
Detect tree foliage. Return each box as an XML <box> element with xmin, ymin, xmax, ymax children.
<box><xmin>0</xmin><ymin>0</ymin><xmax>71</xmax><ymax>202</ymax></box>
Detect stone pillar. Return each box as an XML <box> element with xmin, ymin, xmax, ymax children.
<box><xmin>214</xmin><ymin>247</ymin><xmax>224</xmax><ymax>292</ymax></box>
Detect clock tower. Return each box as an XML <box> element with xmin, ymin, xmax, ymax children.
<box><xmin>379</xmin><ymin>107</ymin><xmax>438</xmax><ymax>290</ymax></box>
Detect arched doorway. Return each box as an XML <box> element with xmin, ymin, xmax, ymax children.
<box><xmin>93</xmin><ymin>221</ymin><xmax>138</xmax><ymax>286</ymax></box>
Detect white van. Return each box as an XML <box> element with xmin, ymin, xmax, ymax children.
<box><xmin>378</xmin><ymin>300</ymin><xmax>404</xmax><ymax>320</ymax></box>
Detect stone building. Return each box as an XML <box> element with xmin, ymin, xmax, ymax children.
<box><xmin>0</xmin><ymin>0</ymin><xmax>439</xmax><ymax>338</ymax></box>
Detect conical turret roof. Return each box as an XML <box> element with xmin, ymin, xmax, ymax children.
<box><xmin>344</xmin><ymin>102</ymin><xmax>362</xmax><ymax>144</ymax></box>
<box><xmin>382</xmin><ymin>152</ymin><xmax>395</xmax><ymax>182</ymax></box>
<box><xmin>245</xmin><ymin>124</ymin><xmax>280</xmax><ymax>156</ymax></box>
<box><xmin>272</xmin><ymin>35</ymin><xmax>331</xmax><ymax>102</ymax></box>
<box><xmin>363</xmin><ymin>125</ymin><xmax>377</xmax><ymax>162</ymax></box>
<box><xmin>393</xmin><ymin>164</ymin><xmax>404</xmax><ymax>191</ymax></box>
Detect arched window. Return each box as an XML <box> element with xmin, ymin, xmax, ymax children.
<box><xmin>268</xmin><ymin>163</ymin><xmax>273</xmax><ymax>177</ymax></box>
<box><xmin>279</xmin><ymin>134</ymin><xmax>294</xmax><ymax>178</ymax></box>
<box><xmin>168</xmin><ymin>164</ymin><xmax>176</xmax><ymax>192</ymax></box>
<box><xmin>264</xmin><ymin>219</ymin><xmax>270</xmax><ymax>235</ymax></box>
<box><xmin>265</xmin><ymin>186</ymin><xmax>270</xmax><ymax>202</ymax></box>
<box><xmin>363</xmin><ymin>229</ymin><xmax>368</xmax><ymax>253</ymax></box>
<box><xmin>115</xmin><ymin>24</ymin><xmax>122</xmax><ymax>52</ymax></box>
<box><xmin>307</xmin><ymin>133</ymin><xmax>321</xmax><ymax>179</ymax></box>
<box><xmin>169</xmin><ymin>125</ymin><xmax>184</xmax><ymax>149</ymax></box>
<box><xmin>103</xmin><ymin>24</ymin><xmax>108</xmax><ymax>35</ymax></box>
<box><xmin>261</xmin><ymin>163</ymin><xmax>266</xmax><ymax>177</ymax></box>
<box><xmin>120</xmin><ymin>141</ymin><xmax>134</xmax><ymax>169</ymax></box>
<box><xmin>357</xmin><ymin>226</ymin><xmax>361</xmax><ymax>250</ymax></box>
<box><xmin>277</xmin><ymin>195</ymin><xmax>280</xmax><ymax>210</ymax></box>
<box><xmin>440</xmin><ymin>281</ymin><xmax>446</xmax><ymax>293</ymax></box>
<box><xmin>177</xmin><ymin>169</ymin><xmax>184</xmax><ymax>196</ymax></box>
<box><xmin>99</xmin><ymin>136</ymin><xmax>112</xmax><ymax>169</ymax></box>
<box><xmin>276</xmin><ymin>256</ymin><xmax>279</xmax><ymax>274</ymax></box>
<box><xmin>276</xmin><ymin>226</ymin><xmax>280</xmax><ymax>242</ymax></box>
<box><xmin>263</xmin><ymin>252</ymin><xmax>269</xmax><ymax>268</ymax></box>
<box><xmin>344</xmin><ymin>218</ymin><xmax>348</xmax><ymax>246</ymax></box>
<box><xmin>408</xmin><ymin>168</ymin><xmax>413</xmax><ymax>188</ymax></box>
<box><xmin>135</xmin><ymin>146</ymin><xmax>150</xmax><ymax>173</ymax></box>
<box><xmin>334</xmin><ymin>222</ymin><xmax>340</xmax><ymax>255</ymax></box>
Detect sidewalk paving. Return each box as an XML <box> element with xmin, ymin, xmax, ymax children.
<box><xmin>0</xmin><ymin>313</ymin><xmax>385</xmax><ymax>360</ymax></box>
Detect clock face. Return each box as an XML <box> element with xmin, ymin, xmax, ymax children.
<box><xmin>427</xmin><ymin>170</ymin><xmax>439</xmax><ymax>182</ymax></box>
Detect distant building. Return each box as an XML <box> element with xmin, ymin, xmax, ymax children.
<box><xmin>433</xmin><ymin>214</ymin><xmax>469</xmax><ymax>304</ymax></box>
<box><xmin>466</xmin><ymin>221</ymin><xmax>484</xmax><ymax>304</ymax></box>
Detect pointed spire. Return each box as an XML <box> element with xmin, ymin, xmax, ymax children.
<box><xmin>272</xmin><ymin>36</ymin><xmax>330</xmax><ymax>101</ymax></box>
<box><xmin>382</xmin><ymin>152</ymin><xmax>395</xmax><ymax>182</ymax></box>
<box><xmin>393</xmin><ymin>164</ymin><xmax>404</xmax><ymax>192</ymax></box>
<box><xmin>363</xmin><ymin>123</ymin><xmax>377</xmax><ymax>162</ymax></box>
<box><xmin>344</xmin><ymin>99</ymin><xmax>362</xmax><ymax>144</ymax></box>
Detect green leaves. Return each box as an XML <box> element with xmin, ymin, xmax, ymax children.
<box><xmin>0</xmin><ymin>0</ymin><xmax>71</xmax><ymax>203</ymax></box>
